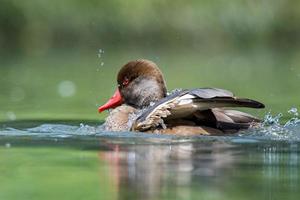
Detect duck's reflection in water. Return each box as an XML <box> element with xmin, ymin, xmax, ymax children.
<box><xmin>99</xmin><ymin>141</ymin><xmax>237</xmax><ymax>200</ymax></box>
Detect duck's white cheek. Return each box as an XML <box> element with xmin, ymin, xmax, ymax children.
<box><xmin>125</xmin><ymin>78</ymin><xmax>164</xmax><ymax>107</ymax></box>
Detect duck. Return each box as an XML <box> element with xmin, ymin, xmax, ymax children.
<box><xmin>98</xmin><ymin>59</ymin><xmax>265</xmax><ymax>135</ymax></box>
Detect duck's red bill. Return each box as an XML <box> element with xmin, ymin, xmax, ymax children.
<box><xmin>98</xmin><ymin>89</ymin><xmax>123</xmax><ymax>113</ymax></box>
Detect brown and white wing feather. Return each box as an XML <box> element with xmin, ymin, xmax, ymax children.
<box><xmin>168</xmin><ymin>88</ymin><xmax>264</xmax><ymax>119</ymax></box>
<box><xmin>131</xmin><ymin>88</ymin><xmax>264</xmax><ymax>131</ymax></box>
<box><xmin>131</xmin><ymin>90</ymin><xmax>187</xmax><ymax>131</ymax></box>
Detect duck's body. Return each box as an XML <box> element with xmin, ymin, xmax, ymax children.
<box><xmin>103</xmin><ymin>104</ymin><xmax>224</xmax><ymax>135</ymax></box>
<box><xmin>99</xmin><ymin>59</ymin><xmax>265</xmax><ymax>135</ymax></box>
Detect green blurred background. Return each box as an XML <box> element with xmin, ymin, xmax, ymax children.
<box><xmin>1</xmin><ymin>0</ymin><xmax>300</xmax><ymax>121</ymax></box>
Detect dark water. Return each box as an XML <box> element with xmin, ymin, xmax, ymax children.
<box><xmin>0</xmin><ymin>114</ymin><xmax>300</xmax><ymax>200</ymax></box>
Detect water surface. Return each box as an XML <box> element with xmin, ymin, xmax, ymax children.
<box><xmin>1</xmin><ymin>118</ymin><xmax>300</xmax><ymax>200</ymax></box>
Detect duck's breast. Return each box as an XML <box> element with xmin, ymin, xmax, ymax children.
<box><xmin>104</xmin><ymin>105</ymin><xmax>136</xmax><ymax>131</ymax></box>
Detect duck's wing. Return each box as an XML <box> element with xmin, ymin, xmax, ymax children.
<box><xmin>131</xmin><ymin>88</ymin><xmax>264</xmax><ymax>132</ymax></box>
<box><xmin>193</xmin><ymin>108</ymin><xmax>261</xmax><ymax>133</ymax></box>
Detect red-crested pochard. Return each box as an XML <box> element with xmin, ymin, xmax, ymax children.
<box><xmin>98</xmin><ymin>59</ymin><xmax>265</xmax><ymax>135</ymax></box>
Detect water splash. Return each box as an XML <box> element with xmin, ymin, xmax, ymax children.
<box><xmin>285</xmin><ymin>107</ymin><xmax>300</xmax><ymax>127</ymax></box>
<box><xmin>27</xmin><ymin>124</ymin><xmax>97</xmax><ymax>137</ymax></box>
<box><xmin>243</xmin><ymin>108</ymin><xmax>300</xmax><ymax>141</ymax></box>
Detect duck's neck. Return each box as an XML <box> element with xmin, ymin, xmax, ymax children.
<box><xmin>121</xmin><ymin>76</ymin><xmax>167</xmax><ymax>109</ymax></box>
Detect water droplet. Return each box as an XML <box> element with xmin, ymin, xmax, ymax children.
<box><xmin>98</xmin><ymin>49</ymin><xmax>104</xmax><ymax>57</ymax></box>
<box><xmin>5</xmin><ymin>143</ymin><xmax>11</xmax><ymax>148</ymax></box>
<box><xmin>57</xmin><ymin>80</ymin><xmax>76</xmax><ymax>97</ymax></box>
<box><xmin>97</xmin><ymin>48</ymin><xmax>105</xmax><ymax>67</ymax></box>
<box><xmin>288</xmin><ymin>107</ymin><xmax>298</xmax><ymax>116</ymax></box>
<box><xmin>6</xmin><ymin>111</ymin><xmax>16</xmax><ymax>121</ymax></box>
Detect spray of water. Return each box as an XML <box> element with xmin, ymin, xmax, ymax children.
<box><xmin>96</xmin><ymin>49</ymin><xmax>105</xmax><ymax>71</ymax></box>
<box><xmin>245</xmin><ymin>107</ymin><xmax>300</xmax><ymax>141</ymax></box>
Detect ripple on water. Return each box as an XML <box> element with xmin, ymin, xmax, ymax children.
<box><xmin>0</xmin><ymin>108</ymin><xmax>300</xmax><ymax>143</ymax></box>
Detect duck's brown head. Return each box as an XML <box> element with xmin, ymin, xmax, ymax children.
<box><xmin>98</xmin><ymin>59</ymin><xmax>167</xmax><ymax>112</ymax></box>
